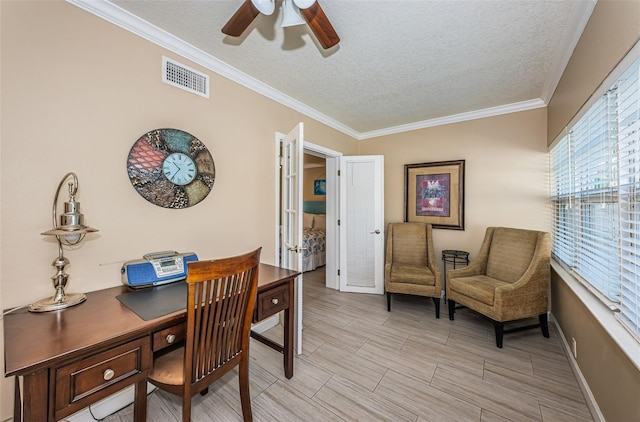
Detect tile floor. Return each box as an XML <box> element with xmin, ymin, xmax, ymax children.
<box><xmin>104</xmin><ymin>267</ymin><xmax>594</xmax><ymax>421</ymax></box>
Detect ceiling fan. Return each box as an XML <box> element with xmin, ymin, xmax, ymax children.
<box><xmin>222</xmin><ymin>0</ymin><xmax>340</xmax><ymax>49</ymax></box>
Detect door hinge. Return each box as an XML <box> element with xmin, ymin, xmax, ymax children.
<box><xmin>337</xmin><ymin>219</ymin><xmax>340</xmax><ymax>226</ymax></box>
<box><xmin>337</xmin><ymin>170</ymin><xmax>341</xmax><ymax>176</ymax></box>
<box><xmin>337</xmin><ymin>269</ymin><xmax>340</xmax><ymax>276</ymax></box>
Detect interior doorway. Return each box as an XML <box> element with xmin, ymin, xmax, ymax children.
<box><xmin>275</xmin><ymin>133</ymin><xmax>341</xmax><ymax>290</ymax></box>
<box><xmin>302</xmin><ymin>153</ymin><xmax>327</xmax><ymax>286</ymax></box>
<box><xmin>302</xmin><ymin>143</ymin><xmax>341</xmax><ymax>290</ymax></box>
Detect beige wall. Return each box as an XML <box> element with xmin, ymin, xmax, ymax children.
<box><xmin>548</xmin><ymin>0</ymin><xmax>640</xmax><ymax>142</ymax></box>
<box><xmin>546</xmin><ymin>1</ymin><xmax>640</xmax><ymax>421</ymax></box>
<box><xmin>358</xmin><ymin>108</ymin><xmax>551</xmax><ymax>262</ymax></box>
<box><xmin>0</xmin><ymin>1</ymin><xmax>357</xmax><ymax>418</ymax></box>
<box><xmin>303</xmin><ymin>167</ymin><xmax>326</xmax><ymax>201</ymax></box>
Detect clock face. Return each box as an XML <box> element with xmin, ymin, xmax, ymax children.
<box><xmin>127</xmin><ymin>129</ymin><xmax>215</xmax><ymax>209</ymax></box>
<box><xmin>162</xmin><ymin>153</ymin><xmax>196</xmax><ymax>186</ymax></box>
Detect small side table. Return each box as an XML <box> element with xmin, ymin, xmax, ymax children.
<box><xmin>442</xmin><ymin>249</ymin><xmax>469</xmax><ymax>302</ymax></box>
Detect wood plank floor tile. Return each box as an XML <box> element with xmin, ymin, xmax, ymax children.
<box><xmin>301</xmin><ymin>341</ymin><xmax>387</xmax><ymax>391</ymax></box>
<box><xmin>540</xmin><ymin>404</ymin><xmax>595</xmax><ymax>422</ymax></box>
<box><xmin>356</xmin><ymin>339</ymin><xmax>437</xmax><ymax>383</ymax></box>
<box><xmin>252</xmin><ymin>380</ymin><xmax>344</xmax><ymax>422</ymax></box>
<box><xmin>430</xmin><ymin>365</ymin><xmax>543</xmax><ymax>421</ymax></box>
<box><xmin>374</xmin><ymin>368</ymin><xmax>482</xmax><ymax>422</ymax></box>
<box><xmin>313</xmin><ymin>375</ymin><xmax>419</xmax><ymax>422</ymax></box>
<box><xmin>479</xmin><ymin>408</ymin><xmax>515</xmax><ymax>422</ymax></box>
<box><xmin>402</xmin><ymin>334</ymin><xmax>486</xmax><ymax>378</ymax></box>
<box><xmin>343</xmin><ymin>316</ymin><xmax>410</xmax><ymax>350</ymax></box>
<box><xmin>104</xmin><ymin>266</ymin><xmax>594</xmax><ymax>422</ymax></box>
<box><xmin>483</xmin><ymin>361</ymin><xmax>592</xmax><ymax>420</ymax></box>
<box><xmin>382</xmin><ymin>315</ymin><xmax>450</xmax><ymax>344</ymax></box>
<box><xmin>387</xmin><ymin>293</ymin><xmax>433</xmax><ymax>322</ymax></box>
<box><xmin>251</xmin><ymin>339</ymin><xmax>333</xmax><ymax>398</ymax></box>
<box><xmin>302</xmin><ymin>319</ymin><xmax>369</xmax><ymax>353</ymax></box>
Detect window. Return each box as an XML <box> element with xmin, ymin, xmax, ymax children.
<box><xmin>550</xmin><ymin>56</ymin><xmax>640</xmax><ymax>340</ymax></box>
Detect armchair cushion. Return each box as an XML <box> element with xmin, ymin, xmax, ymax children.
<box><xmin>448</xmin><ymin>275</ymin><xmax>509</xmax><ymax>306</ymax></box>
<box><xmin>390</xmin><ymin>263</ymin><xmax>436</xmax><ymax>286</ymax></box>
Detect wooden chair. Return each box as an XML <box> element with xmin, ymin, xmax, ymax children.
<box><xmin>446</xmin><ymin>227</ymin><xmax>550</xmax><ymax>348</ymax></box>
<box><xmin>384</xmin><ymin>222</ymin><xmax>442</xmax><ymax>318</ymax></box>
<box><xmin>147</xmin><ymin>248</ymin><xmax>261</xmax><ymax>422</ymax></box>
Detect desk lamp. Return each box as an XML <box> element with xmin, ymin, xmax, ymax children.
<box><xmin>29</xmin><ymin>172</ymin><xmax>98</xmax><ymax>312</ymax></box>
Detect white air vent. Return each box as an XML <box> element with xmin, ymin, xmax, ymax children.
<box><xmin>162</xmin><ymin>56</ymin><xmax>209</xmax><ymax>98</ymax></box>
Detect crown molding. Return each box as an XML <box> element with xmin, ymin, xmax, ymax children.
<box><xmin>540</xmin><ymin>0</ymin><xmax>597</xmax><ymax>104</ymax></box>
<box><xmin>66</xmin><ymin>0</ymin><xmax>587</xmax><ymax>142</ymax></box>
<box><xmin>358</xmin><ymin>99</ymin><xmax>547</xmax><ymax>140</ymax></box>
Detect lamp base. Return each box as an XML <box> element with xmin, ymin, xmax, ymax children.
<box><xmin>28</xmin><ymin>292</ymin><xmax>87</xmax><ymax>312</ymax></box>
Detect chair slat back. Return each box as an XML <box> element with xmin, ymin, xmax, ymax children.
<box><xmin>184</xmin><ymin>248</ymin><xmax>261</xmax><ymax>386</ymax></box>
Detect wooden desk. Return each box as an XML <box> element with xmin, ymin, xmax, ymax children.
<box><xmin>3</xmin><ymin>263</ymin><xmax>299</xmax><ymax>422</ymax></box>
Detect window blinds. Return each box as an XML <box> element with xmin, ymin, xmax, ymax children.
<box><xmin>617</xmin><ymin>62</ymin><xmax>640</xmax><ymax>337</ymax></box>
<box><xmin>550</xmin><ymin>56</ymin><xmax>640</xmax><ymax>339</ymax></box>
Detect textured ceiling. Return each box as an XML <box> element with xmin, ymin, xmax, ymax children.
<box><xmin>75</xmin><ymin>0</ymin><xmax>595</xmax><ymax>139</ymax></box>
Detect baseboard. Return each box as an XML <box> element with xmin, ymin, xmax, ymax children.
<box><xmin>549</xmin><ymin>313</ymin><xmax>605</xmax><ymax>422</ymax></box>
<box><xmin>252</xmin><ymin>314</ymin><xmax>279</xmax><ymax>333</ymax></box>
<box><xmin>64</xmin><ymin>382</ymin><xmax>156</xmax><ymax>421</ymax></box>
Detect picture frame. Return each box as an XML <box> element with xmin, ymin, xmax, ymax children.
<box><xmin>313</xmin><ymin>179</ymin><xmax>326</xmax><ymax>196</ymax></box>
<box><xmin>404</xmin><ymin>160</ymin><xmax>465</xmax><ymax>230</ymax></box>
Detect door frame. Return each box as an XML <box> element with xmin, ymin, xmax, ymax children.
<box><xmin>274</xmin><ymin>134</ymin><xmax>342</xmax><ymax>290</ymax></box>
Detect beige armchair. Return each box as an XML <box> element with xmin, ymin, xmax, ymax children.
<box><xmin>385</xmin><ymin>222</ymin><xmax>442</xmax><ymax>318</ymax></box>
<box><xmin>446</xmin><ymin>227</ymin><xmax>551</xmax><ymax>348</ymax></box>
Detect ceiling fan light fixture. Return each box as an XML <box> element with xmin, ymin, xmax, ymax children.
<box><xmin>292</xmin><ymin>0</ymin><xmax>315</xmax><ymax>9</ymax></box>
<box><xmin>251</xmin><ymin>0</ymin><xmax>275</xmax><ymax>15</ymax></box>
<box><xmin>281</xmin><ymin>0</ymin><xmax>305</xmax><ymax>27</ymax></box>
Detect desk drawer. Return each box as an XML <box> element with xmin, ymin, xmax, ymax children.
<box><xmin>256</xmin><ymin>283</ymin><xmax>289</xmax><ymax>320</ymax></box>
<box><xmin>153</xmin><ymin>322</ymin><xmax>186</xmax><ymax>351</ymax></box>
<box><xmin>54</xmin><ymin>337</ymin><xmax>150</xmax><ymax>419</ymax></box>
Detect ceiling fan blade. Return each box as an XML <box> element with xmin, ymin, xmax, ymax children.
<box><xmin>222</xmin><ymin>0</ymin><xmax>260</xmax><ymax>37</ymax></box>
<box><xmin>300</xmin><ymin>2</ymin><xmax>340</xmax><ymax>49</ymax></box>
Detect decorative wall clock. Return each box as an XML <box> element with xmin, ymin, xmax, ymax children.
<box><xmin>127</xmin><ymin>128</ymin><xmax>215</xmax><ymax>209</ymax></box>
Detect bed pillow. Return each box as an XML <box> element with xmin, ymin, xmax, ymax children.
<box><xmin>314</xmin><ymin>214</ymin><xmax>326</xmax><ymax>230</ymax></box>
<box><xmin>303</xmin><ymin>213</ymin><xmax>315</xmax><ymax>228</ymax></box>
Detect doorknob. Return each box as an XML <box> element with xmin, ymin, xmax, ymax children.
<box><xmin>287</xmin><ymin>245</ymin><xmax>308</xmax><ymax>253</ymax></box>
<box><xmin>370</xmin><ymin>229</ymin><xmax>381</xmax><ymax>234</ymax></box>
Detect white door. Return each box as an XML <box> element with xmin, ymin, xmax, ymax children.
<box><xmin>281</xmin><ymin>123</ymin><xmax>304</xmax><ymax>354</ymax></box>
<box><xmin>339</xmin><ymin>155</ymin><xmax>385</xmax><ymax>294</ymax></box>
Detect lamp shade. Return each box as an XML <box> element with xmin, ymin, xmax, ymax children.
<box><xmin>281</xmin><ymin>0</ymin><xmax>305</xmax><ymax>27</ymax></box>
<box><xmin>293</xmin><ymin>0</ymin><xmax>315</xmax><ymax>9</ymax></box>
<box><xmin>41</xmin><ymin>173</ymin><xmax>97</xmax><ymax>245</ymax></box>
<box><xmin>251</xmin><ymin>0</ymin><xmax>275</xmax><ymax>15</ymax></box>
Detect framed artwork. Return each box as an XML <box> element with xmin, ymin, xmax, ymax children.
<box><xmin>314</xmin><ymin>179</ymin><xmax>326</xmax><ymax>195</ymax></box>
<box><xmin>404</xmin><ymin>160</ymin><xmax>465</xmax><ymax>230</ymax></box>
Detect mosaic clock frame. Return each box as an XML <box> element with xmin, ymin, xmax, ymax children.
<box><xmin>127</xmin><ymin>128</ymin><xmax>215</xmax><ymax>209</ymax></box>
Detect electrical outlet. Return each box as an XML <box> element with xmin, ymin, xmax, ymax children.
<box><xmin>572</xmin><ymin>337</ymin><xmax>577</xmax><ymax>359</ymax></box>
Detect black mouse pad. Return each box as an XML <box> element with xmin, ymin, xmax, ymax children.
<box><xmin>117</xmin><ymin>281</ymin><xmax>187</xmax><ymax>321</ymax></box>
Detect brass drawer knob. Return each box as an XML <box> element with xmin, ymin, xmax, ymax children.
<box><xmin>271</xmin><ymin>298</ymin><xmax>279</xmax><ymax>305</ymax></box>
<box><xmin>166</xmin><ymin>334</ymin><xmax>176</xmax><ymax>344</ymax></box>
<box><xmin>103</xmin><ymin>369</ymin><xmax>115</xmax><ymax>381</ymax></box>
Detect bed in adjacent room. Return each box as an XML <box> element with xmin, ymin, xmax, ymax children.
<box><xmin>302</xmin><ymin>212</ymin><xmax>326</xmax><ymax>272</ymax></box>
